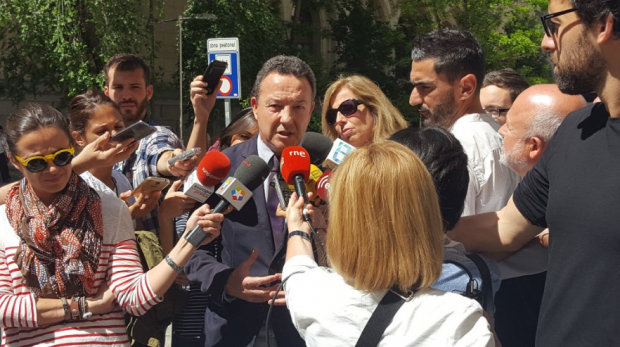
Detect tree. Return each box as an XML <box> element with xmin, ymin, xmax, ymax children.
<box><xmin>0</xmin><ymin>0</ymin><xmax>157</xmax><ymax>105</ymax></box>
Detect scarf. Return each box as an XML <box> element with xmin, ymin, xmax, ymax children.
<box><xmin>7</xmin><ymin>173</ymin><xmax>104</xmax><ymax>298</ymax></box>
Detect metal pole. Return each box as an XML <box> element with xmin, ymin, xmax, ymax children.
<box><xmin>225</xmin><ymin>99</ymin><xmax>231</xmax><ymax>126</ymax></box>
<box><xmin>179</xmin><ymin>15</ymin><xmax>184</xmax><ymax>142</ymax></box>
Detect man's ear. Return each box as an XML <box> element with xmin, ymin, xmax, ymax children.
<box><xmin>72</xmin><ymin>131</ymin><xmax>87</xmax><ymax>148</ymax></box>
<box><xmin>104</xmin><ymin>86</ymin><xmax>110</xmax><ymax>97</ymax></box>
<box><xmin>528</xmin><ymin>136</ymin><xmax>546</xmax><ymax>162</ymax></box>
<box><xmin>597</xmin><ymin>12</ymin><xmax>616</xmax><ymax>44</ymax></box>
<box><xmin>251</xmin><ymin>97</ymin><xmax>259</xmax><ymax>120</ymax></box>
<box><xmin>458</xmin><ymin>74</ymin><xmax>478</xmax><ymax>101</ymax></box>
<box><xmin>146</xmin><ymin>84</ymin><xmax>154</xmax><ymax>102</ymax></box>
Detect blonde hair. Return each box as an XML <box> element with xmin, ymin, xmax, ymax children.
<box><xmin>321</xmin><ymin>75</ymin><xmax>408</xmax><ymax>145</ymax></box>
<box><xmin>327</xmin><ymin>141</ymin><xmax>444</xmax><ymax>292</ymax></box>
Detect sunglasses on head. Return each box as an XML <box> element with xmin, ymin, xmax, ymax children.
<box><xmin>14</xmin><ymin>147</ymin><xmax>75</xmax><ymax>173</ymax></box>
<box><xmin>326</xmin><ymin>99</ymin><xmax>364</xmax><ymax>126</ymax></box>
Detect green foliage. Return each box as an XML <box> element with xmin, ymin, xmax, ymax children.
<box><xmin>0</xmin><ymin>0</ymin><xmax>156</xmax><ymax>105</ymax></box>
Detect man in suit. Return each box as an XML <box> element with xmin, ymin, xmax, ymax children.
<box><xmin>185</xmin><ymin>55</ymin><xmax>315</xmax><ymax>347</ymax></box>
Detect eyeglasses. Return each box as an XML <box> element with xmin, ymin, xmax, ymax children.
<box><xmin>14</xmin><ymin>147</ymin><xmax>75</xmax><ymax>173</ymax></box>
<box><xmin>484</xmin><ymin>108</ymin><xmax>510</xmax><ymax>118</ymax></box>
<box><xmin>325</xmin><ymin>99</ymin><xmax>364</xmax><ymax>126</ymax></box>
<box><xmin>541</xmin><ymin>8</ymin><xmax>577</xmax><ymax>37</ymax></box>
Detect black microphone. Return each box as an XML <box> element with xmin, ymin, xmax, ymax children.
<box><xmin>184</xmin><ymin>155</ymin><xmax>270</xmax><ymax>247</ymax></box>
<box><xmin>300</xmin><ymin>132</ymin><xmax>333</xmax><ymax>168</ymax></box>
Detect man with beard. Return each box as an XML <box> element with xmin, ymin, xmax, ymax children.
<box><xmin>409</xmin><ymin>29</ymin><xmax>520</xmax><ymax>216</ymax></box>
<box><xmin>449</xmin><ymin>1</ymin><xmax>620</xmax><ymax>345</ymax></box>
<box><xmin>104</xmin><ymin>54</ymin><xmax>219</xmax><ymax>233</ymax></box>
<box><xmin>492</xmin><ymin>84</ymin><xmax>585</xmax><ymax>347</ymax></box>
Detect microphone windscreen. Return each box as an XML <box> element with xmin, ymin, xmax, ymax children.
<box><xmin>300</xmin><ymin>132</ymin><xmax>333</xmax><ymax>165</ymax></box>
<box><xmin>234</xmin><ymin>155</ymin><xmax>270</xmax><ymax>191</ymax></box>
<box><xmin>280</xmin><ymin>146</ymin><xmax>311</xmax><ymax>185</ymax></box>
<box><xmin>196</xmin><ymin>150</ymin><xmax>232</xmax><ymax>186</ymax></box>
<box><xmin>316</xmin><ymin>169</ymin><xmax>332</xmax><ymax>202</ymax></box>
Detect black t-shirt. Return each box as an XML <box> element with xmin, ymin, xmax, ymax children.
<box><xmin>514</xmin><ymin>103</ymin><xmax>620</xmax><ymax>347</ymax></box>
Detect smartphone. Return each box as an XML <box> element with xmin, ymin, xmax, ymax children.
<box><xmin>168</xmin><ymin>147</ymin><xmax>202</xmax><ymax>166</ymax></box>
<box><xmin>203</xmin><ymin>60</ymin><xmax>228</xmax><ymax>95</ymax></box>
<box><xmin>133</xmin><ymin>177</ymin><xmax>170</xmax><ymax>196</ymax></box>
<box><xmin>110</xmin><ymin>120</ymin><xmax>156</xmax><ymax>144</ymax></box>
<box><xmin>271</xmin><ymin>174</ymin><xmax>294</xmax><ymax>210</ymax></box>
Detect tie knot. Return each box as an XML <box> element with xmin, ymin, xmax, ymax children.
<box><xmin>270</xmin><ymin>155</ymin><xmax>280</xmax><ymax>172</ymax></box>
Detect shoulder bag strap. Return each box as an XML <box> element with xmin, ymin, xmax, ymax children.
<box><xmin>354</xmin><ymin>290</ymin><xmax>406</xmax><ymax>347</ymax></box>
<box><xmin>466</xmin><ymin>253</ymin><xmax>495</xmax><ymax>319</ymax></box>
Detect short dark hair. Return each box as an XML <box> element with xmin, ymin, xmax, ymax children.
<box><xmin>251</xmin><ymin>55</ymin><xmax>316</xmax><ymax>100</ymax></box>
<box><xmin>411</xmin><ymin>29</ymin><xmax>485</xmax><ymax>92</ymax></box>
<box><xmin>6</xmin><ymin>103</ymin><xmax>74</xmax><ymax>156</ymax></box>
<box><xmin>482</xmin><ymin>68</ymin><xmax>531</xmax><ymax>102</ymax></box>
<box><xmin>572</xmin><ymin>0</ymin><xmax>620</xmax><ymax>37</ymax></box>
<box><xmin>389</xmin><ymin>127</ymin><xmax>469</xmax><ymax>231</ymax></box>
<box><xmin>104</xmin><ymin>54</ymin><xmax>151</xmax><ymax>86</ymax></box>
<box><xmin>69</xmin><ymin>89</ymin><xmax>120</xmax><ymax>135</ymax></box>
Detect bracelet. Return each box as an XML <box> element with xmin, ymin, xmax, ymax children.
<box><xmin>80</xmin><ymin>296</ymin><xmax>92</xmax><ymax>319</ymax></box>
<box><xmin>60</xmin><ymin>297</ymin><xmax>70</xmax><ymax>321</ymax></box>
<box><xmin>70</xmin><ymin>298</ymin><xmax>81</xmax><ymax>321</ymax></box>
<box><xmin>165</xmin><ymin>255</ymin><xmax>184</xmax><ymax>274</ymax></box>
<box><xmin>288</xmin><ymin>230</ymin><xmax>312</xmax><ymax>242</ymax></box>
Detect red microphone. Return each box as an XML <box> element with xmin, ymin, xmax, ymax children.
<box><xmin>316</xmin><ymin>169</ymin><xmax>332</xmax><ymax>202</ymax></box>
<box><xmin>280</xmin><ymin>146</ymin><xmax>311</xmax><ymax>203</ymax></box>
<box><xmin>183</xmin><ymin>150</ymin><xmax>232</xmax><ymax>202</ymax></box>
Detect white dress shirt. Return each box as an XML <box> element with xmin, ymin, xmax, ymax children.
<box><xmin>449</xmin><ymin>113</ymin><xmax>520</xmax><ymax>216</ymax></box>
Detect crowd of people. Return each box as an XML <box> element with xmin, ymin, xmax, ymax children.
<box><xmin>1</xmin><ymin>0</ymin><xmax>619</xmax><ymax>346</ymax></box>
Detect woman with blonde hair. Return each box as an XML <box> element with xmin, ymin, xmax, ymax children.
<box><xmin>321</xmin><ymin>75</ymin><xmax>407</xmax><ymax>147</ymax></box>
<box><xmin>282</xmin><ymin>141</ymin><xmax>494</xmax><ymax>346</ymax></box>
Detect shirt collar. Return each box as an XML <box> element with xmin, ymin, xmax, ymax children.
<box><xmin>256</xmin><ymin>134</ymin><xmax>276</xmax><ymax>165</ymax></box>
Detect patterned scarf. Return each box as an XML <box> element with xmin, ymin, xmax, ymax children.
<box><xmin>7</xmin><ymin>173</ymin><xmax>104</xmax><ymax>298</ymax></box>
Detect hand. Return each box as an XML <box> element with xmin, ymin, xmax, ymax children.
<box><xmin>286</xmin><ymin>192</ymin><xmax>315</xmax><ymax>235</ymax></box>
<box><xmin>120</xmin><ymin>190</ymin><xmax>161</xmax><ymax>220</ymax></box>
<box><xmin>158</xmin><ymin>180</ymin><xmax>196</xmax><ymax>220</ymax></box>
<box><xmin>225</xmin><ymin>248</ymin><xmax>282</xmax><ymax>303</ymax></box>
<box><xmin>167</xmin><ymin>148</ymin><xmax>198</xmax><ymax>177</ymax></box>
<box><xmin>175</xmin><ymin>273</ymin><xmax>191</xmax><ymax>286</ymax></box>
<box><xmin>537</xmin><ymin>231</ymin><xmax>549</xmax><ymax>248</ymax></box>
<box><xmin>181</xmin><ymin>204</ymin><xmax>225</xmax><ymax>247</ymax></box>
<box><xmin>87</xmin><ymin>281</ymin><xmax>116</xmax><ymax>316</ymax></box>
<box><xmin>190</xmin><ymin>76</ymin><xmax>222</xmax><ymax>122</ymax></box>
<box><xmin>73</xmin><ymin>132</ymin><xmax>139</xmax><ymax>173</ymax></box>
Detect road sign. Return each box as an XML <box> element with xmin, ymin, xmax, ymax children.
<box><xmin>207</xmin><ymin>38</ymin><xmax>241</xmax><ymax>99</ymax></box>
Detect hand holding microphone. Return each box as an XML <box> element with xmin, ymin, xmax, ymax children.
<box><xmin>184</xmin><ymin>155</ymin><xmax>270</xmax><ymax>247</ymax></box>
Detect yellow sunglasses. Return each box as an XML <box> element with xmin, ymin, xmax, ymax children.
<box><xmin>14</xmin><ymin>147</ymin><xmax>75</xmax><ymax>173</ymax></box>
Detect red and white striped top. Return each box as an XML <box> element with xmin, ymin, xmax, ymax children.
<box><xmin>0</xmin><ymin>191</ymin><xmax>161</xmax><ymax>347</ymax></box>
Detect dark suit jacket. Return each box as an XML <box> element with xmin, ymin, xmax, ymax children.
<box><xmin>185</xmin><ymin>136</ymin><xmax>305</xmax><ymax>347</ymax></box>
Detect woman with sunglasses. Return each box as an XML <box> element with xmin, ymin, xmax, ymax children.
<box><xmin>0</xmin><ymin>103</ymin><xmax>224</xmax><ymax>346</ymax></box>
<box><xmin>322</xmin><ymin>75</ymin><xmax>408</xmax><ymax>147</ymax></box>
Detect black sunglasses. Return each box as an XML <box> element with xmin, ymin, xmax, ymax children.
<box><xmin>540</xmin><ymin>8</ymin><xmax>577</xmax><ymax>37</ymax></box>
<box><xmin>14</xmin><ymin>147</ymin><xmax>75</xmax><ymax>173</ymax></box>
<box><xmin>325</xmin><ymin>99</ymin><xmax>364</xmax><ymax>126</ymax></box>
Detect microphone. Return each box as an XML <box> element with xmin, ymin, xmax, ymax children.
<box><xmin>300</xmin><ymin>132</ymin><xmax>333</xmax><ymax>167</ymax></box>
<box><xmin>306</xmin><ymin>164</ymin><xmax>324</xmax><ymax>206</ymax></box>
<box><xmin>280</xmin><ymin>146</ymin><xmax>311</xmax><ymax>204</ymax></box>
<box><xmin>316</xmin><ymin>169</ymin><xmax>332</xmax><ymax>202</ymax></box>
<box><xmin>323</xmin><ymin>138</ymin><xmax>356</xmax><ymax>169</ymax></box>
<box><xmin>182</xmin><ymin>150</ymin><xmax>232</xmax><ymax>203</ymax></box>
<box><xmin>184</xmin><ymin>155</ymin><xmax>270</xmax><ymax>247</ymax></box>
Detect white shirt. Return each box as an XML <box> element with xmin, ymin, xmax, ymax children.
<box><xmin>283</xmin><ymin>255</ymin><xmax>494</xmax><ymax>347</ymax></box>
<box><xmin>256</xmin><ymin>135</ymin><xmax>276</xmax><ymax>202</ymax></box>
<box><xmin>449</xmin><ymin>113</ymin><xmax>520</xmax><ymax>216</ymax></box>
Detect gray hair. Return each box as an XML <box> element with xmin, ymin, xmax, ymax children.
<box><xmin>250</xmin><ymin>55</ymin><xmax>316</xmax><ymax>100</ymax></box>
<box><xmin>523</xmin><ymin>107</ymin><xmax>563</xmax><ymax>143</ymax></box>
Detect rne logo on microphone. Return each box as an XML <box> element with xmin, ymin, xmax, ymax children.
<box><xmin>287</xmin><ymin>150</ymin><xmax>307</xmax><ymax>157</ymax></box>
<box><xmin>231</xmin><ymin>187</ymin><xmax>246</xmax><ymax>201</ymax></box>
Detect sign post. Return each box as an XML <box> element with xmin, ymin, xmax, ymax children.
<box><xmin>207</xmin><ymin>37</ymin><xmax>241</xmax><ymax>126</ymax></box>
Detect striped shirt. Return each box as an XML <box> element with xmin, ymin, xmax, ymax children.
<box><xmin>0</xmin><ymin>189</ymin><xmax>162</xmax><ymax>347</ymax></box>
